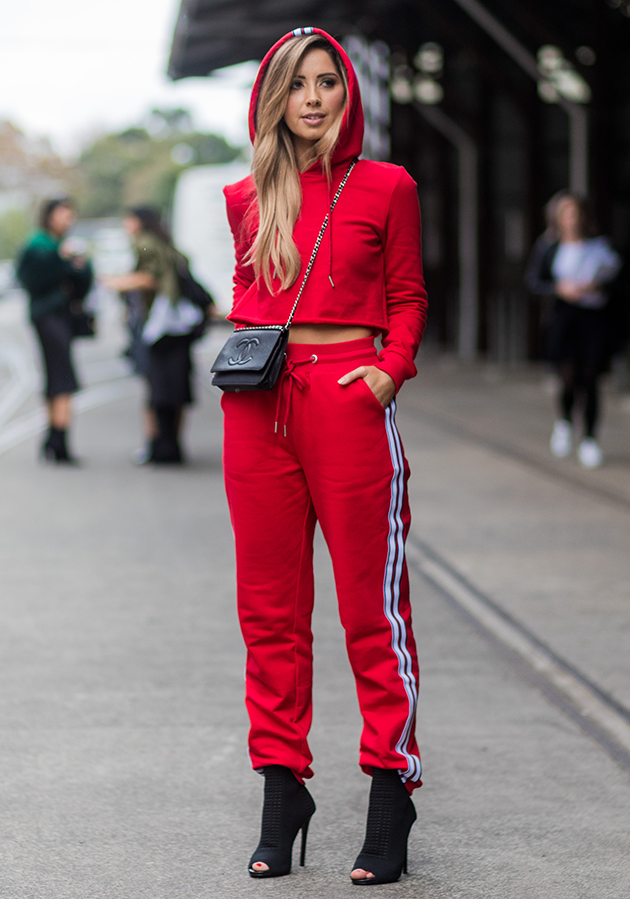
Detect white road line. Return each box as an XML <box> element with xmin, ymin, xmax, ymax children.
<box><xmin>0</xmin><ymin>378</ymin><xmax>139</xmax><ymax>456</ymax></box>
<box><xmin>406</xmin><ymin>538</ymin><xmax>630</xmax><ymax>762</ymax></box>
<box><xmin>0</xmin><ymin>343</ymin><xmax>38</xmax><ymax>428</ymax></box>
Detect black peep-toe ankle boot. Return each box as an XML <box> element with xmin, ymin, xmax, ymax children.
<box><xmin>248</xmin><ymin>765</ymin><xmax>316</xmax><ymax>878</ymax></box>
<box><xmin>351</xmin><ymin>768</ymin><xmax>417</xmax><ymax>885</ymax></box>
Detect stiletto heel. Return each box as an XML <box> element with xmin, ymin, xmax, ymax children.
<box><xmin>299</xmin><ymin>816</ymin><xmax>310</xmax><ymax>866</ymax></box>
<box><xmin>248</xmin><ymin>765</ymin><xmax>315</xmax><ymax>878</ymax></box>
<box><xmin>350</xmin><ymin>768</ymin><xmax>416</xmax><ymax>885</ymax></box>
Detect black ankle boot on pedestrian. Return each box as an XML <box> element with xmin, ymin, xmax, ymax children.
<box><xmin>41</xmin><ymin>427</ymin><xmax>78</xmax><ymax>464</ymax></box>
<box><xmin>350</xmin><ymin>768</ymin><xmax>417</xmax><ymax>885</ymax></box>
<box><xmin>150</xmin><ymin>407</ymin><xmax>183</xmax><ymax>463</ymax></box>
<box><xmin>248</xmin><ymin>765</ymin><xmax>316</xmax><ymax>878</ymax></box>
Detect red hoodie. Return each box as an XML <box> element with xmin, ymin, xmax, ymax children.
<box><xmin>223</xmin><ymin>27</ymin><xmax>428</xmax><ymax>391</ymax></box>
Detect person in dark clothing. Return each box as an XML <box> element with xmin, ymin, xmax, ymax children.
<box><xmin>16</xmin><ymin>197</ymin><xmax>93</xmax><ymax>463</ymax></box>
<box><xmin>103</xmin><ymin>207</ymin><xmax>204</xmax><ymax>464</ymax></box>
<box><xmin>527</xmin><ymin>194</ymin><xmax>621</xmax><ymax>467</ymax></box>
<box><xmin>525</xmin><ymin>191</ymin><xmax>567</xmax><ymax>297</ymax></box>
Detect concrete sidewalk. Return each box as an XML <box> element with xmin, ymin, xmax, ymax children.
<box><xmin>400</xmin><ymin>352</ymin><xmax>630</xmax><ymax>710</ymax></box>
<box><xmin>0</xmin><ymin>309</ymin><xmax>629</xmax><ymax>897</ymax></box>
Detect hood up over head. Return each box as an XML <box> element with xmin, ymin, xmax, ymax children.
<box><xmin>248</xmin><ymin>27</ymin><xmax>364</xmax><ymax>166</ymax></box>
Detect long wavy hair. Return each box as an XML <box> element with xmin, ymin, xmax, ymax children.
<box><xmin>248</xmin><ymin>35</ymin><xmax>349</xmax><ymax>292</ymax></box>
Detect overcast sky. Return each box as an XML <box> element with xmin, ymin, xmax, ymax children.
<box><xmin>1</xmin><ymin>0</ymin><xmax>258</xmax><ymax>156</ymax></box>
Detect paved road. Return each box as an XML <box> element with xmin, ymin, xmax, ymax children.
<box><xmin>1</xmin><ymin>296</ymin><xmax>629</xmax><ymax>897</ymax></box>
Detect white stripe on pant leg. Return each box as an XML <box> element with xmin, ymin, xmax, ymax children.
<box><xmin>386</xmin><ymin>410</ymin><xmax>419</xmax><ymax>780</ymax></box>
<box><xmin>383</xmin><ymin>400</ymin><xmax>421</xmax><ymax>782</ymax></box>
<box><xmin>386</xmin><ymin>407</ymin><xmax>421</xmax><ymax>782</ymax></box>
<box><xmin>384</xmin><ymin>403</ymin><xmax>420</xmax><ymax>780</ymax></box>
<box><xmin>386</xmin><ymin>407</ymin><xmax>420</xmax><ymax>782</ymax></box>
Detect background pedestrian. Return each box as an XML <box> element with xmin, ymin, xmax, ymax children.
<box><xmin>16</xmin><ymin>197</ymin><xmax>93</xmax><ymax>463</ymax></box>
<box><xmin>527</xmin><ymin>194</ymin><xmax>621</xmax><ymax>467</ymax></box>
<box><xmin>104</xmin><ymin>207</ymin><xmax>203</xmax><ymax>464</ymax></box>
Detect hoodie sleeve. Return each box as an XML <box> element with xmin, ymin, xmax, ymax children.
<box><xmin>224</xmin><ymin>185</ymin><xmax>256</xmax><ymax>308</ymax></box>
<box><xmin>374</xmin><ymin>168</ymin><xmax>428</xmax><ymax>392</ymax></box>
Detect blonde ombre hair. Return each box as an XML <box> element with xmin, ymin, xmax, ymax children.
<box><xmin>248</xmin><ymin>35</ymin><xmax>349</xmax><ymax>292</ymax></box>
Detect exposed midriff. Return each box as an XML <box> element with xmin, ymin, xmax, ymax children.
<box><xmin>288</xmin><ymin>323</ymin><xmax>374</xmax><ymax>344</ymax></box>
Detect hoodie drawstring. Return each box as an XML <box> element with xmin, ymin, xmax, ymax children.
<box><xmin>274</xmin><ymin>355</ymin><xmax>318</xmax><ymax>436</ymax></box>
<box><xmin>328</xmin><ymin>180</ymin><xmax>335</xmax><ymax>288</ymax></box>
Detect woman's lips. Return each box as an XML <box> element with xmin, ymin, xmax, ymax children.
<box><xmin>302</xmin><ymin>114</ymin><xmax>325</xmax><ymax>123</ymax></box>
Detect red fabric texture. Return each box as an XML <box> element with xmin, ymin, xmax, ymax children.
<box><xmin>222</xmin><ymin>339</ymin><xmax>422</xmax><ymax>789</ymax></box>
<box><xmin>223</xmin><ymin>28</ymin><xmax>428</xmax><ymax>392</ymax></box>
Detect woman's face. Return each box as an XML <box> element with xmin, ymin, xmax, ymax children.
<box><xmin>48</xmin><ymin>204</ymin><xmax>75</xmax><ymax>237</ymax></box>
<box><xmin>283</xmin><ymin>48</ymin><xmax>346</xmax><ymax>149</ymax></box>
<box><xmin>123</xmin><ymin>215</ymin><xmax>142</xmax><ymax>236</ymax></box>
<box><xmin>556</xmin><ymin>198</ymin><xmax>582</xmax><ymax>240</ymax></box>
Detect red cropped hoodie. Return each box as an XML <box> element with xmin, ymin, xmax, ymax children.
<box><xmin>223</xmin><ymin>28</ymin><xmax>428</xmax><ymax>391</ymax></box>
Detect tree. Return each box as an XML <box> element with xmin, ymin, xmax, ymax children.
<box><xmin>147</xmin><ymin>107</ymin><xmax>194</xmax><ymax>136</ymax></box>
<box><xmin>0</xmin><ymin>120</ymin><xmax>72</xmax><ymax>196</ymax></box>
<box><xmin>0</xmin><ymin>120</ymin><xmax>75</xmax><ymax>253</ymax></box>
<box><xmin>75</xmin><ymin>113</ymin><xmax>240</xmax><ymax>218</ymax></box>
<box><xmin>0</xmin><ymin>208</ymin><xmax>30</xmax><ymax>260</ymax></box>
<box><xmin>0</xmin><ymin>111</ymin><xmax>242</xmax><ymax>229</ymax></box>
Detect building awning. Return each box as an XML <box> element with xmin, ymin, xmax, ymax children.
<box><xmin>167</xmin><ymin>0</ymin><xmax>373</xmax><ymax>78</ymax></box>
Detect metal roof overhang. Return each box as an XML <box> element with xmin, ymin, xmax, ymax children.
<box><xmin>167</xmin><ymin>0</ymin><xmax>387</xmax><ymax>78</ymax></box>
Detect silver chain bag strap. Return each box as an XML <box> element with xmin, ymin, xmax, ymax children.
<box><xmin>211</xmin><ymin>159</ymin><xmax>356</xmax><ymax>392</ymax></box>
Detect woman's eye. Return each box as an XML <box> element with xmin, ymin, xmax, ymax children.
<box><xmin>291</xmin><ymin>80</ymin><xmax>304</xmax><ymax>90</ymax></box>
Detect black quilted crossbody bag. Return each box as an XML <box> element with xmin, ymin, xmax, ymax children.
<box><xmin>211</xmin><ymin>160</ymin><xmax>356</xmax><ymax>392</ymax></box>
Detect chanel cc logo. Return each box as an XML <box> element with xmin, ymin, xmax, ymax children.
<box><xmin>228</xmin><ymin>336</ymin><xmax>260</xmax><ymax>365</ymax></box>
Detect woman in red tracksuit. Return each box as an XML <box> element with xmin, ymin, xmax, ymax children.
<box><xmin>221</xmin><ymin>28</ymin><xmax>428</xmax><ymax>884</ymax></box>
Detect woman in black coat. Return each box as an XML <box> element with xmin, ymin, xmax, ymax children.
<box><xmin>103</xmin><ymin>207</ymin><xmax>208</xmax><ymax>464</ymax></box>
<box><xmin>526</xmin><ymin>194</ymin><xmax>621</xmax><ymax>467</ymax></box>
<box><xmin>16</xmin><ymin>198</ymin><xmax>93</xmax><ymax>463</ymax></box>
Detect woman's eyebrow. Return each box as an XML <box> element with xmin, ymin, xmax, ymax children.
<box><xmin>294</xmin><ymin>72</ymin><xmax>338</xmax><ymax>79</ymax></box>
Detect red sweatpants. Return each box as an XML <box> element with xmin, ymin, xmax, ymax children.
<box><xmin>221</xmin><ymin>338</ymin><xmax>421</xmax><ymax>790</ymax></box>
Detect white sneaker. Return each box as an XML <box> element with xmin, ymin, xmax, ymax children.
<box><xmin>131</xmin><ymin>444</ymin><xmax>152</xmax><ymax>466</ymax></box>
<box><xmin>578</xmin><ymin>438</ymin><xmax>603</xmax><ymax>469</ymax></box>
<box><xmin>550</xmin><ymin>420</ymin><xmax>572</xmax><ymax>458</ymax></box>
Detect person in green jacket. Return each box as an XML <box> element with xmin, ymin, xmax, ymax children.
<box><xmin>16</xmin><ymin>197</ymin><xmax>93</xmax><ymax>463</ymax></box>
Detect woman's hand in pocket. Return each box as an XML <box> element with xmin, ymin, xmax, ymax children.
<box><xmin>338</xmin><ymin>365</ymin><xmax>396</xmax><ymax>407</ymax></box>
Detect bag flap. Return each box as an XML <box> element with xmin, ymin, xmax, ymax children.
<box><xmin>211</xmin><ymin>328</ymin><xmax>285</xmax><ymax>373</ymax></box>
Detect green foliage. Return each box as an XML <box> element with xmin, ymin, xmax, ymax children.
<box><xmin>75</xmin><ymin>113</ymin><xmax>240</xmax><ymax>218</ymax></box>
<box><xmin>0</xmin><ymin>208</ymin><xmax>30</xmax><ymax>261</ymax></box>
<box><xmin>147</xmin><ymin>107</ymin><xmax>193</xmax><ymax>136</ymax></box>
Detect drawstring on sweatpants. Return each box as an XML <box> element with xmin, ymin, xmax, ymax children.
<box><xmin>274</xmin><ymin>355</ymin><xmax>318</xmax><ymax>436</ymax></box>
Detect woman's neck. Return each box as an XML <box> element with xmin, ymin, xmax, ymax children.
<box><xmin>293</xmin><ymin>136</ymin><xmax>317</xmax><ymax>172</ymax></box>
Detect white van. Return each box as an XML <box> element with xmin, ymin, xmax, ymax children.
<box><xmin>171</xmin><ymin>161</ymin><xmax>251</xmax><ymax>315</ymax></box>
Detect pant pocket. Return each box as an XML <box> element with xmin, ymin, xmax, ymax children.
<box><xmin>354</xmin><ymin>375</ymin><xmax>387</xmax><ymax>412</ymax></box>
